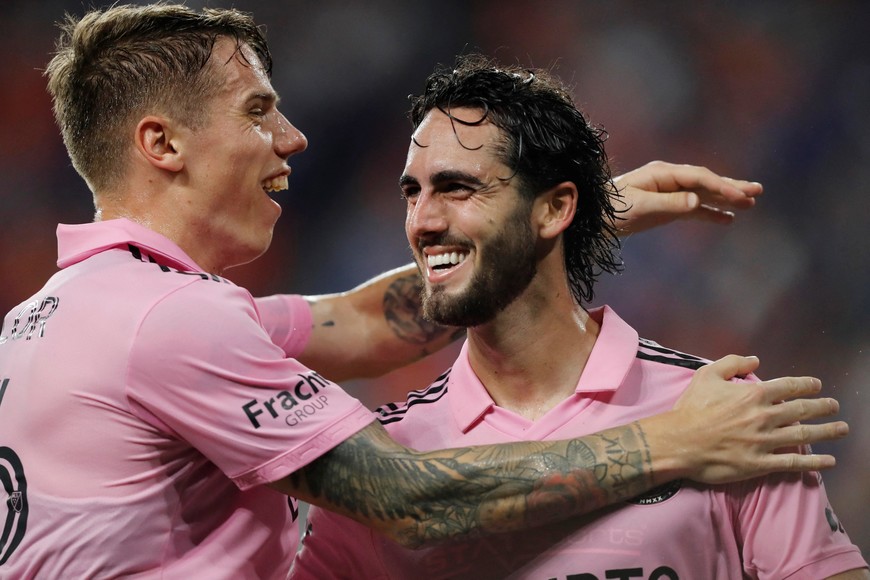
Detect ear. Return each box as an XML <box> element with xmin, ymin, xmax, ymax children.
<box><xmin>533</xmin><ymin>181</ymin><xmax>577</xmax><ymax>240</ymax></box>
<box><xmin>134</xmin><ymin>116</ymin><xmax>184</xmax><ymax>172</ymax></box>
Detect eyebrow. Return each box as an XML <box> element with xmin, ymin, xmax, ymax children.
<box><xmin>399</xmin><ymin>170</ymin><xmax>485</xmax><ymax>188</ymax></box>
<box><xmin>398</xmin><ymin>174</ymin><xmax>418</xmax><ymax>188</ymax></box>
<box><xmin>248</xmin><ymin>91</ymin><xmax>280</xmax><ymax>107</ymax></box>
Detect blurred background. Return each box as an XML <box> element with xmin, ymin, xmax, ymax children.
<box><xmin>1</xmin><ymin>0</ymin><xmax>867</xmax><ymax>557</ymax></box>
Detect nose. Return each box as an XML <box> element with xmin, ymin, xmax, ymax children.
<box><xmin>274</xmin><ymin>112</ymin><xmax>308</xmax><ymax>158</ymax></box>
<box><xmin>405</xmin><ymin>191</ymin><xmax>448</xmax><ymax>242</ymax></box>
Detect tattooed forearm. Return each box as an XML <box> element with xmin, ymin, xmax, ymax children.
<box><xmin>382</xmin><ymin>273</ymin><xmax>464</xmax><ymax>347</ymax></box>
<box><xmin>290</xmin><ymin>420</ymin><xmax>655</xmax><ymax>548</ymax></box>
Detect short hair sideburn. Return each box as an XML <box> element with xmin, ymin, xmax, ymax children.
<box><xmin>45</xmin><ymin>3</ymin><xmax>272</xmax><ymax>192</ymax></box>
<box><xmin>408</xmin><ymin>54</ymin><xmax>623</xmax><ymax>305</ymax></box>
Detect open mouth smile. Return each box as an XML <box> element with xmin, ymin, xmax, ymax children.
<box><xmin>423</xmin><ymin>249</ymin><xmax>470</xmax><ymax>282</ymax></box>
<box><xmin>262</xmin><ymin>174</ymin><xmax>288</xmax><ymax>193</ymax></box>
<box><xmin>427</xmin><ymin>251</ymin><xmax>468</xmax><ymax>270</ymax></box>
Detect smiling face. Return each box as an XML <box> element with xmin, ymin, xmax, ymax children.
<box><xmin>176</xmin><ymin>38</ymin><xmax>308</xmax><ymax>273</ymax></box>
<box><xmin>401</xmin><ymin>108</ymin><xmax>538</xmax><ymax>327</ymax></box>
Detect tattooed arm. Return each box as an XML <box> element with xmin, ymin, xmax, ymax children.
<box><xmin>297</xmin><ymin>264</ymin><xmax>459</xmax><ymax>382</ymax></box>
<box><xmin>271</xmin><ymin>356</ymin><xmax>847</xmax><ymax>548</ymax></box>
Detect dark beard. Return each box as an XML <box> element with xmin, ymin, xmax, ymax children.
<box><xmin>421</xmin><ymin>203</ymin><xmax>537</xmax><ymax>327</ymax></box>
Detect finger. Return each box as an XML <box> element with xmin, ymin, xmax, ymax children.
<box><xmin>690</xmin><ymin>186</ymin><xmax>756</xmax><ymax>212</ymax></box>
<box><xmin>700</xmin><ymin>354</ymin><xmax>761</xmax><ymax>381</ymax></box>
<box><xmin>761</xmin><ymin>451</ymin><xmax>837</xmax><ymax>473</ymax></box>
<box><xmin>721</xmin><ymin>176</ymin><xmax>764</xmax><ymax>198</ymax></box>
<box><xmin>758</xmin><ymin>375</ymin><xmax>823</xmax><ymax>403</ymax></box>
<box><xmin>768</xmin><ymin>397</ymin><xmax>840</xmax><ymax>427</ymax></box>
<box><xmin>769</xmin><ymin>421</ymin><xmax>849</xmax><ymax>450</ymax></box>
<box><xmin>648</xmin><ymin>165</ymin><xmax>761</xmax><ymax>210</ymax></box>
<box><xmin>689</xmin><ymin>204</ymin><xmax>737</xmax><ymax>225</ymax></box>
<box><xmin>648</xmin><ymin>190</ymin><xmax>700</xmax><ymax>216</ymax></box>
<box><xmin>614</xmin><ymin>188</ymin><xmax>696</xmax><ymax>234</ymax></box>
<box><xmin>704</xmin><ymin>179</ymin><xmax>762</xmax><ymax>200</ymax></box>
<box><xmin>645</xmin><ymin>163</ymin><xmax>759</xmax><ymax>197</ymax></box>
<box><xmin>674</xmin><ymin>168</ymin><xmax>763</xmax><ymax>201</ymax></box>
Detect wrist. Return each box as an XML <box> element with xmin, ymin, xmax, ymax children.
<box><xmin>635</xmin><ymin>410</ymin><xmax>696</xmax><ymax>485</ymax></box>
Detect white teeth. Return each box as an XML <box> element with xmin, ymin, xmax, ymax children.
<box><xmin>262</xmin><ymin>175</ymin><xmax>288</xmax><ymax>193</ymax></box>
<box><xmin>427</xmin><ymin>251</ymin><xmax>467</xmax><ymax>269</ymax></box>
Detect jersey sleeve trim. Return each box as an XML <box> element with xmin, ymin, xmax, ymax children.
<box><xmin>780</xmin><ymin>549</ymin><xmax>868</xmax><ymax>580</ymax></box>
<box><xmin>231</xmin><ymin>404</ymin><xmax>376</xmax><ymax>490</ymax></box>
<box><xmin>254</xmin><ymin>294</ymin><xmax>314</xmax><ymax>358</ymax></box>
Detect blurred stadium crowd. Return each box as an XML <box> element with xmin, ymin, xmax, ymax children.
<box><xmin>0</xmin><ymin>0</ymin><xmax>867</xmax><ymax>555</ymax></box>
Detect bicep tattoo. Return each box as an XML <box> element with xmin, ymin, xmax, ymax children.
<box><xmin>382</xmin><ymin>273</ymin><xmax>462</xmax><ymax>347</ymax></box>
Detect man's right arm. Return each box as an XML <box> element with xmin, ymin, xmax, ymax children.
<box><xmin>270</xmin><ymin>355</ymin><xmax>847</xmax><ymax>549</ymax></box>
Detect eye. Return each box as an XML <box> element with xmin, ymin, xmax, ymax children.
<box><xmin>400</xmin><ymin>186</ymin><xmax>420</xmax><ymax>201</ymax></box>
<box><xmin>443</xmin><ymin>182</ymin><xmax>474</xmax><ymax>198</ymax></box>
<box><xmin>248</xmin><ymin>100</ymin><xmax>272</xmax><ymax>123</ymax></box>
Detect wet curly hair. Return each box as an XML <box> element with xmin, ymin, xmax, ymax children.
<box><xmin>408</xmin><ymin>54</ymin><xmax>623</xmax><ymax>304</ymax></box>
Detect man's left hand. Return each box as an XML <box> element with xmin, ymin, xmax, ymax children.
<box><xmin>612</xmin><ymin>160</ymin><xmax>763</xmax><ymax>235</ymax></box>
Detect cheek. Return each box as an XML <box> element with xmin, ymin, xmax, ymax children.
<box><xmin>219</xmin><ymin>133</ymin><xmax>268</xmax><ymax>169</ymax></box>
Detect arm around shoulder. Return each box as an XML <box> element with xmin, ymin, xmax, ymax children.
<box><xmin>271</xmin><ymin>357</ymin><xmax>847</xmax><ymax>549</ymax></box>
<box><xmin>271</xmin><ymin>419</ymin><xmax>663</xmax><ymax>548</ymax></box>
<box><xmin>297</xmin><ymin>264</ymin><xmax>462</xmax><ymax>381</ymax></box>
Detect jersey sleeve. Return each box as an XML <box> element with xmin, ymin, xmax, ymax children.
<box><xmin>291</xmin><ymin>505</ymin><xmax>388</xmax><ymax>579</ymax></box>
<box><xmin>125</xmin><ymin>281</ymin><xmax>375</xmax><ymax>490</ymax></box>
<box><xmin>733</xmin><ymin>465</ymin><xmax>868</xmax><ymax>579</ymax></box>
<box><xmin>254</xmin><ymin>293</ymin><xmax>313</xmax><ymax>358</ymax></box>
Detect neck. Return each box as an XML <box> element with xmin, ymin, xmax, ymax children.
<box><xmin>465</xmin><ymin>279</ymin><xmax>600</xmax><ymax>421</ymax></box>
<box><xmin>96</xmin><ymin>193</ymin><xmax>226</xmax><ymax>275</ymax></box>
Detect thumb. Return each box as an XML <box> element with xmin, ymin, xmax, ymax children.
<box><xmin>640</xmin><ymin>190</ymin><xmax>699</xmax><ymax>216</ymax></box>
<box><xmin>668</xmin><ymin>191</ymin><xmax>699</xmax><ymax>212</ymax></box>
<box><xmin>701</xmin><ymin>354</ymin><xmax>760</xmax><ymax>381</ymax></box>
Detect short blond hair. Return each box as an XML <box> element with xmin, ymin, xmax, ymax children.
<box><xmin>45</xmin><ymin>3</ymin><xmax>272</xmax><ymax>192</ymax></box>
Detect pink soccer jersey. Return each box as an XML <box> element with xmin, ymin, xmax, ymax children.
<box><xmin>293</xmin><ymin>307</ymin><xmax>867</xmax><ymax>579</ymax></box>
<box><xmin>0</xmin><ymin>219</ymin><xmax>375</xmax><ymax>578</ymax></box>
